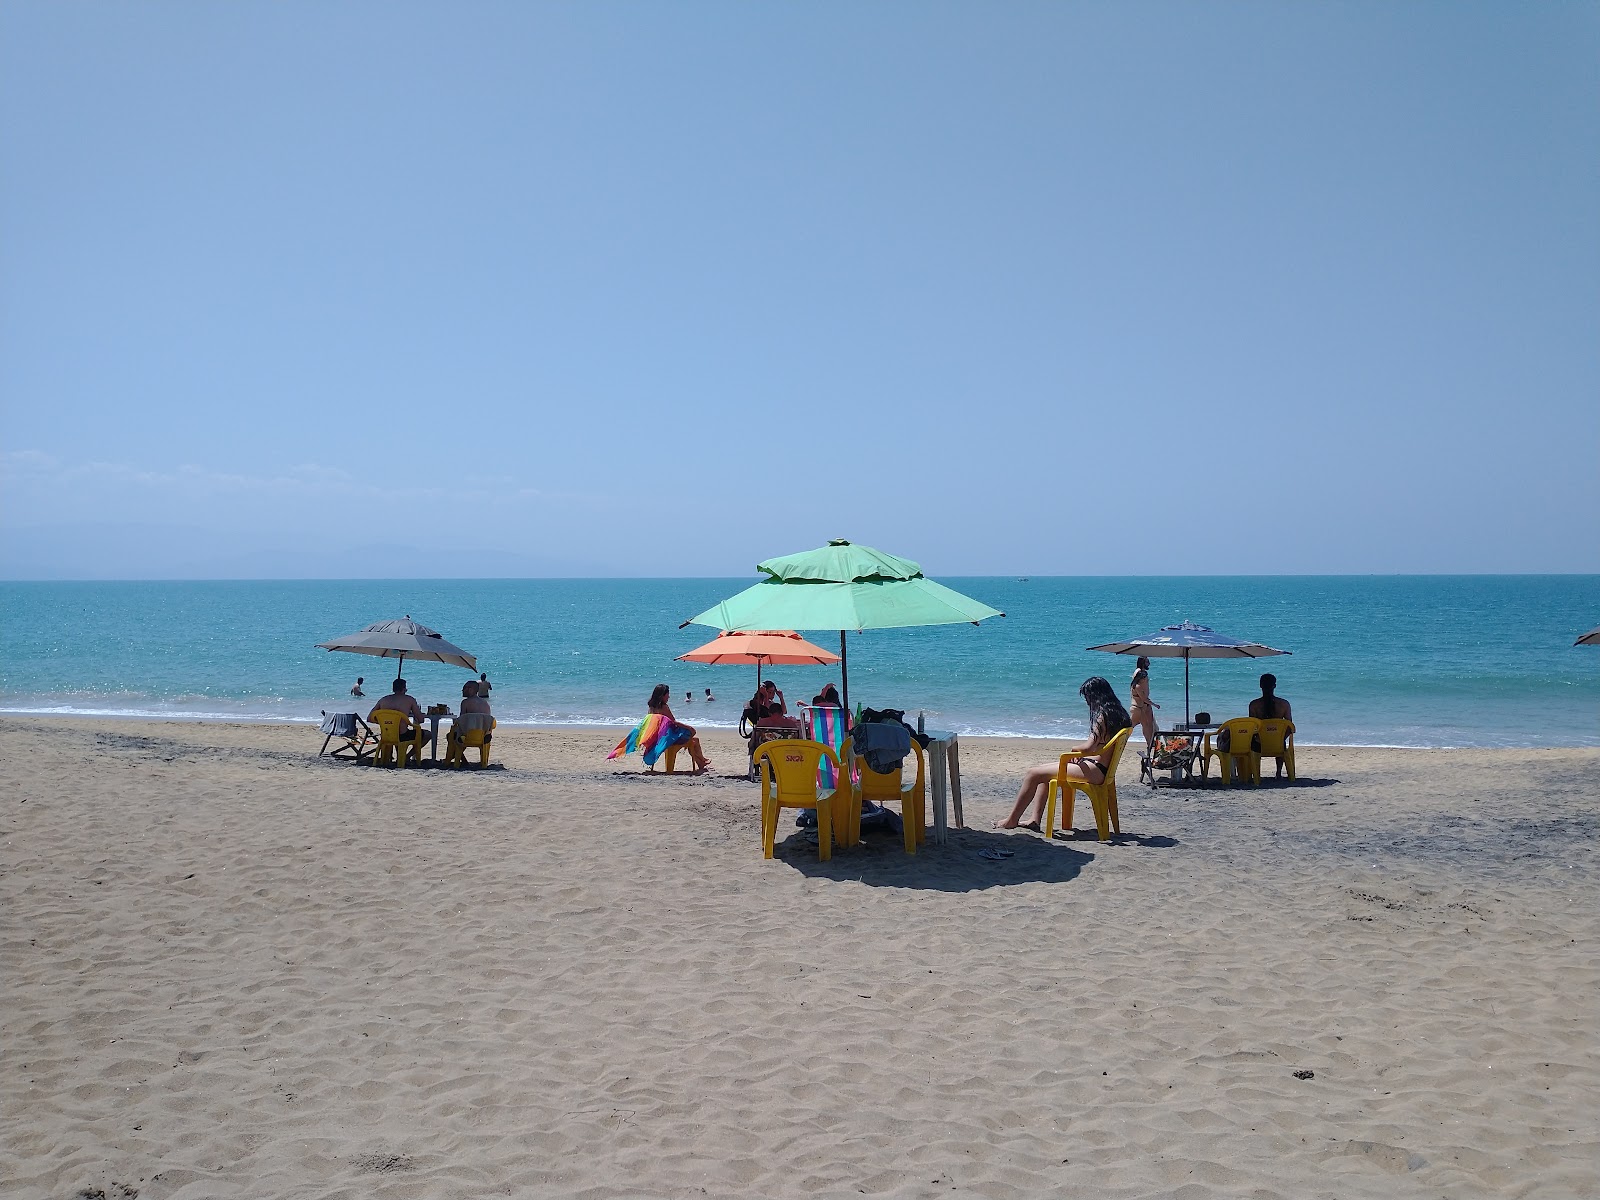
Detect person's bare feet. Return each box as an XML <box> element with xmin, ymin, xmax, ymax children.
<box><xmin>993</xmin><ymin>817</ymin><xmax>1018</xmax><ymax>829</ymax></box>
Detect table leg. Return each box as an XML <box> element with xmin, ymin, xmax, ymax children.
<box><xmin>948</xmin><ymin>737</ymin><xmax>964</xmax><ymax>829</ymax></box>
<box><xmin>929</xmin><ymin>741</ymin><xmax>949</xmax><ymax>846</ymax></box>
<box><xmin>429</xmin><ymin>717</ymin><xmax>441</xmax><ymax>764</ymax></box>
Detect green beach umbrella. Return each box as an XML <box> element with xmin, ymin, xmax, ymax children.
<box><xmin>682</xmin><ymin>539</ymin><xmax>1004</xmax><ymax>713</ymax></box>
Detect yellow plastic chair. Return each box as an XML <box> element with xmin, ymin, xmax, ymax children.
<box><xmin>1202</xmin><ymin>717</ymin><xmax>1261</xmax><ymax>785</ymax></box>
<box><xmin>445</xmin><ymin>714</ymin><xmax>496</xmax><ymax>768</ymax></box>
<box><xmin>370</xmin><ymin>709</ymin><xmax>422</xmax><ymax>768</ymax></box>
<box><xmin>1043</xmin><ymin>727</ymin><xmax>1132</xmax><ymax>842</ymax></box>
<box><xmin>848</xmin><ymin>739</ymin><xmax>926</xmax><ymax>854</ymax></box>
<box><xmin>1257</xmin><ymin>719</ymin><xmax>1296</xmax><ymax>780</ymax></box>
<box><xmin>752</xmin><ymin>739</ymin><xmax>844</xmax><ymax>862</ymax></box>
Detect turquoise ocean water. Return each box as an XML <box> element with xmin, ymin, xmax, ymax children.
<box><xmin>1</xmin><ymin>577</ymin><xmax>1596</xmax><ymax>748</ymax></box>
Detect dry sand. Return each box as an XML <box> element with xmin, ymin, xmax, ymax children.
<box><xmin>2</xmin><ymin>717</ymin><xmax>1596</xmax><ymax>1199</ymax></box>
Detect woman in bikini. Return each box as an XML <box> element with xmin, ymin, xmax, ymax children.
<box><xmin>1129</xmin><ymin>655</ymin><xmax>1159</xmax><ymax>750</ymax></box>
<box><xmin>995</xmin><ymin>677</ymin><xmax>1132</xmax><ymax>831</ymax></box>
<box><xmin>648</xmin><ymin>683</ymin><xmax>712</xmax><ymax>773</ymax></box>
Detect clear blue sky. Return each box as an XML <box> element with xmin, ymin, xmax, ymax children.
<box><xmin>2</xmin><ymin>1</ymin><xmax>1596</xmax><ymax>579</ymax></box>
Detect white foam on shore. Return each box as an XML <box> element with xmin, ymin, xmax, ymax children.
<box><xmin>0</xmin><ymin>704</ymin><xmax>1539</xmax><ymax>749</ymax></box>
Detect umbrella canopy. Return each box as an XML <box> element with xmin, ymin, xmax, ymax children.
<box><xmin>677</xmin><ymin>630</ymin><xmax>840</xmax><ymax>667</ymax></box>
<box><xmin>688</xmin><ymin>541</ymin><xmax>1004</xmax><ymax>633</ymax></box>
<box><xmin>683</xmin><ymin>539</ymin><xmax>1004</xmax><ymax>712</ymax></box>
<box><xmin>1087</xmin><ymin>620</ymin><xmax>1289</xmax><ymax>723</ymax></box>
<box><xmin>1577</xmin><ymin>626</ymin><xmax>1600</xmax><ymax>647</ymax></box>
<box><xmin>316</xmin><ymin>616</ymin><xmax>477</xmax><ymax>672</ymax></box>
<box><xmin>676</xmin><ymin>629</ymin><xmax>841</xmax><ymax>693</ymax></box>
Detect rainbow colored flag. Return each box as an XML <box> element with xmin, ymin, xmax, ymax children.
<box><xmin>607</xmin><ymin>713</ymin><xmax>694</xmax><ymax>767</ymax></box>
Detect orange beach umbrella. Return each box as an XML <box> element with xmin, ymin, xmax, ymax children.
<box><xmin>676</xmin><ymin>629</ymin><xmax>840</xmax><ymax>691</ymax></box>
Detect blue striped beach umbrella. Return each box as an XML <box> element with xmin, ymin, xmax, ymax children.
<box><xmin>1087</xmin><ymin>621</ymin><xmax>1289</xmax><ymax>724</ymax></box>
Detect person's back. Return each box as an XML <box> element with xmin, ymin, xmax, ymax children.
<box><xmin>1247</xmin><ymin>673</ymin><xmax>1291</xmax><ymax>722</ymax></box>
<box><xmin>371</xmin><ymin>679</ymin><xmax>422</xmax><ymax>722</ymax></box>
<box><xmin>459</xmin><ymin>679</ymin><xmax>492</xmax><ymax>717</ymax></box>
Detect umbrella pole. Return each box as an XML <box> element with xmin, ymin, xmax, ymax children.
<box><xmin>839</xmin><ymin>631</ymin><xmax>849</xmax><ymax>717</ymax></box>
<box><xmin>1184</xmin><ymin>652</ymin><xmax>1191</xmax><ymax>725</ymax></box>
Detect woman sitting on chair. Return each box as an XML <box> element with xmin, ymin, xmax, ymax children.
<box><xmin>648</xmin><ymin>683</ymin><xmax>712</xmax><ymax>773</ymax></box>
<box><xmin>810</xmin><ymin>682</ymin><xmax>845</xmax><ymax>711</ymax></box>
<box><xmin>996</xmin><ymin>677</ymin><xmax>1131</xmax><ymax>831</ymax></box>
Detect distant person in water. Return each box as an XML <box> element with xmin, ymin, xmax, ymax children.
<box><xmin>704</xmin><ymin>688</ymin><xmax>715</xmax><ymax>702</ymax></box>
<box><xmin>478</xmin><ymin>673</ymin><xmax>492</xmax><ymax>697</ymax></box>
<box><xmin>1248</xmin><ymin>673</ymin><xmax>1292</xmax><ymax>721</ymax></box>
<box><xmin>685</xmin><ymin>690</ymin><xmax>694</xmax><ymax>703</ymax></box>
<box><xmin>996</xmin><ymin>677</ymin><xmax>1131</xmax><ymax>832</ymax></box>
<box><xmin>350</xmin><ymin>677</ymin><xmax>365</xmax><ymax>698</ymax></box>
<box><xmin>1128</xmin><ymin>656</ymin><xmax>1159</xmax><ymax>748</ymax></box>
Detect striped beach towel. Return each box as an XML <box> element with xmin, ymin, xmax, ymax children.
<box><xmin>607</xmin><ymin>713</ymin><xmax>694</xmax><ymax>767</ymax></box>
<box><xmin>804</xmin><ymin>705</ymin><xmax>850</xmax><ymax>789</ymax></box>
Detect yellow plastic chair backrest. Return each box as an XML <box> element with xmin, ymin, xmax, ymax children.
<box><xmin>753</xmin><ymin>739</ymin><xmax>841</xmax><ymax>807</ymax></box>
<box><xmin>1095</xmin><ymin>725</ymin><xmax>1133</xmax><ymax>781</ymax></box>
<box><xmin>455</xmin><ymin>713</ymin><xmax>495</xmax><ymax>745</ymax></box>
<box><xmin>370</xmin><ymin>709</ymin><xmax>412</xmax><ymax>744</ymax></box>
<box><xmin>1257</xmin><ymin>719</ymin><xmax>1293</xmax><ymax>758</ymax></box>
<box><xmin>855</xmin><ymin>738</ymin><xmax>925</xmax><ymax>805</ymax></box>
<box><xmin>1215</xmin><ymin>717</ymin><xmax>1261</xmax><ymax>751</ymax></box>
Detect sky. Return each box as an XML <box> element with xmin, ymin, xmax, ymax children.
<box><xmin>1</xmin><ymin>1</ymin><xmax>1596</xmax><ymax>579</ymax></box>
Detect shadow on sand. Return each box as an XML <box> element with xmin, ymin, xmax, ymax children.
<box><xmin>769</xmin><ymin>822</ymin><xmax>1177</xmax><ymax>891</ymax></box>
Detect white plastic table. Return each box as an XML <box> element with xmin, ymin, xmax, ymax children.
<box><xmin>923</xmin><ymin>730</ymin><xmax>964</xmax><ymax>844</ymax></box>
<box><xmin>424</xmin><ymin>710</ymin><xmax>454</xmax><ymax>764</ymax></box>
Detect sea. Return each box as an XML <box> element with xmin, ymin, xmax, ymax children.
<box><xmin>1</xmin><ymin>576</ymin><xmax>1596</xmax><ymax>749</ymax></box>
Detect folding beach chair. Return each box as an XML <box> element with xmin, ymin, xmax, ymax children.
<box><xmin>745</xmin><ymin>718</ymin><xmax>802</xmax><ymax>780</ymax></box>
<box><xmin>1140</xmin><ymin>733</ymin><xmax>1199</xmax><ymax>787</ymax></box>
<box><xmin>319</xmin><ymin>711</ymin><xmax>376</xmax><ymax>762</ymax></box>
<box><xmin>801</xmin><ymin>704</ymin><xmax>850</xmax><ymax>790</ymax></box>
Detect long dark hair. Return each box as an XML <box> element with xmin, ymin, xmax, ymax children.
<box><xmin>814</xmin><ymin>683</ymin><xmax>842</xmax><ymax>707</ymax></box>
<box><xmin>649</xmin><ymin>683</ymin><xmax>671</xmax><ymax>709</ymax></box>
<box><xmin>1079</xmin><ymin>676</ymin><xmax>1131</xmax><ymax>744</ymax></box>
<box><xmin>1258</xmin><ymin>673</ymin><xmax>1278</xmax><ymax>716</ymax></box>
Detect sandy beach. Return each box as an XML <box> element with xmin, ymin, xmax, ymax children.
<box><xmin>2</xmin><ymin>716</ymin><xmax>1596</xmax><ymax>1199</ymax></box>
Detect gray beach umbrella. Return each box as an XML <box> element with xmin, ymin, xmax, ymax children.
<box><xmin>1576</xmin><ymin>626</ymin><xmax>1600</xmax><ymax>647</ymax></box>
<box><xmin>1087</xmin><ymin>620</ymin><xmax>1289</xmax><ymax>724</ymax></box>
<box><xmin>316</xmin><ymin>616</ymin><xmax>477</xmax><ymax>673</ymax></box>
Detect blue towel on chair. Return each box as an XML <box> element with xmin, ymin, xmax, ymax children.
<box><xmin>850</xmin><ymin>721</ymin><xmax>911</xmax><ymax>774</ymax></box>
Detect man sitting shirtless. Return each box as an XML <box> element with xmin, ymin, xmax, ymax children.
<box><xmin>369</xmin><ymin>678</ymin><xmax>431</xmax><ymax>750</ymax></box>
<box><xmin>446</xmin><ymin>679</ymin><xmax>494</xmax><ymax>759</ymax></box>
